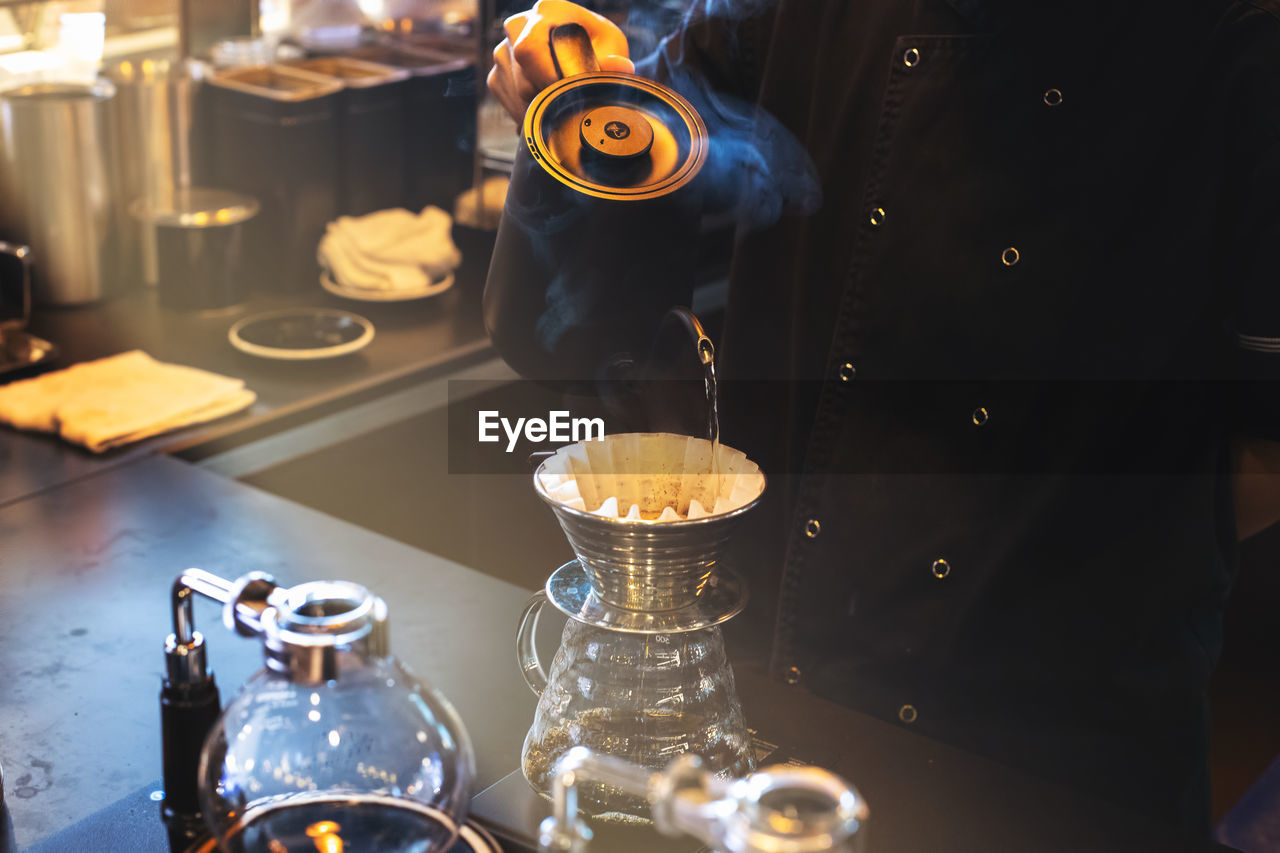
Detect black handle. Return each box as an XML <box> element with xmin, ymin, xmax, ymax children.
<box><xmin>160</xmin><ymin>676</ymin><xmax>221</xmax><ymax>823</ymax></box>
<box><xmin>550</xmin><ymin>23</ymin><xmax>602</xmax><ymax>78</ymax></box>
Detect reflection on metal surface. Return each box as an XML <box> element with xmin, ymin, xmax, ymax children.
<box><xmin>0</xmin><ymin>329</ymin><xmax>57</xmax><ymax>377</ymax></box>
<box><xmin>533</xmin><ymin>460</ymin><xmax>763</xmax><ymax>617</ymax></box>
<box><xmin>539</xmin><ymin>562</ymin><xmax>746</xmax><ymax>635</ymax></box>
<box><xmin>104</xmin><ymin>56</ymin><xmax>209</xmax><ymax>286</ymax></box>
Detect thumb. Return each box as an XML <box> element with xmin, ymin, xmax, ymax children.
<box><xmin>597</xmin><ymin>54</ymin><xmax>635</xmax><ymax>75</ymax></box>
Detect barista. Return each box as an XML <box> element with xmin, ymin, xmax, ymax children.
<box><xmin>487</xmin><ymin>0</ymin><xmax>1280</xmax><ymax>834</ymax></box>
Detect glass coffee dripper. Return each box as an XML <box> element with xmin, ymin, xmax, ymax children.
<box><xmin>517</xmin><ymin>434</ymin><xmax>765</xmax><ymax>818</ymax></box>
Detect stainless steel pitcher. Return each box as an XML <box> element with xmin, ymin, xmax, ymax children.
<box><xmin>0</xmin><ymin>81</ymin><xmax>119</xmax><ymax>305</ymax></box>
<box><xmin>104</xmin><ymin>57</ymin><xmax>209</xmax><ymax>287</ymax></box>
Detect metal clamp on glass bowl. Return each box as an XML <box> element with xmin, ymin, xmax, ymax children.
<box><xmin>540</xmin><ymin>748</ymin><xmax>869</xmax><ymax>853</ymax></box>
<box><xmin>160</xmin><ymin>568</ymin><xmax>475</xmax><ymax>853</ymax></box>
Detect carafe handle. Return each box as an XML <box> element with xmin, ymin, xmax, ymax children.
<box><xmin>516</xmin><ymin>590</ymin><xmax>550</xmax><ymax>696</ymax></box>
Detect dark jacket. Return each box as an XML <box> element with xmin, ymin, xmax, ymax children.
<box><xmin>636</xmin><ymin>0</ymin><xmax>1280</xmax><ymax>833</ymax></box>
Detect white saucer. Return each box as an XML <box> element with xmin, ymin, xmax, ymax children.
<box><xmin>229</xmin><ymin>308</ymin><xmax>374</xmax><ymax>360</ymax></box>
<box><xmin>320</xmin><ymin>270</ymin><xmax>455</xmax><ymax>302</ymax></box>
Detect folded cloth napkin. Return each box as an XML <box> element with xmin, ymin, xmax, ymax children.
<box><xmin>0</xmin><ymin>350</ymin><xmax>255</xmax><ymax>452</ymax></box>
<box><xmin>318</xmin><ymin>205</ymin><xmax>461</xmax><ymax>294</ymax></box>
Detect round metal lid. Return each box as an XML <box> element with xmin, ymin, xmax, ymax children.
<box><xmin>524</xmin><ymin>72</ymin><xmax>707</xmax><ymax>202</ymax></box>
<box><xmin>580</xmin><ymin>105</ymin><xmax>654</xmax><ymax>160</ymax></box>
<box><xmin>545</xmin><ymin>560</ymin><xmax>746</xmax><ymax>634</ymax></box>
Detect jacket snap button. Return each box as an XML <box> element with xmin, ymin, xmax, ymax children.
<box><xmin>784</xmin><ymin>666</ymin><xmax>803</xmax><ymax>685</ymax></box>
<box><xmin>903</xmin><ymin>47</ymin><xmax>920</xmax><ymax>67</ymax></box>
<box><xmin>869</xmin><ymin>207</ymin><xmax>886</xmax><ymax>227</ymax></box>
<box><xmin>1043</xmin><ymin>88</ymin><xmax>1063</xmax><ymax>106</ymax></box>
<box><xmin>838</xmin><ymin>362</ymin><xmax>856</xmax><ymax>382</ymax></box>
<box><xmin>899</xmin><ymin>704</ymin><xmax>918</xmax><ymax>724</ymax></box>
<box><xmin>804</xmin><ymin>519</ymin><xmax>821</xmax><ymax>538</ymax></box>
<box><xmin>971</xmin><ymin>406</ymin><xmax>989</xmax><ymax>426</ymax></box>
<box><xmin>1002</xmin><ymin>247</ymin><xmax>1020</xmax><ymax>266</ymax></box>
<box><xmin>932</xmin><ymin>558</ymin><xmax>951</xmax><ymax>579</ymax></box>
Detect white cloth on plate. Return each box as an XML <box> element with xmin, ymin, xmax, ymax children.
<box><xmin>318</xmin><ymin>205</ymin><xmax>461</xmax><ymax>293</ymax></box>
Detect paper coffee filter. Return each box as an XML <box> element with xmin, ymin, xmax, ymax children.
<box><xmin>537</xmin><ymin>433</ymin><xmax>764</xmax><ymax>521</ymax></box>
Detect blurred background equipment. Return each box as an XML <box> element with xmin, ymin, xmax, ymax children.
<box><xmin>0</xmin><ymin>80</ymin><xmax>120</xmax><ymax>305</ymax></box>
<box><xmin>288</xmin><ymin>0</ymin><xmax>364</xmax><ymax>51</ymax></box>
<box><xmin>103</xmin><ymin>55</ymin><xmax>209</xmax><ymax>286</ymax></box>
<box><xmin>206</xmin><ymin>63</ymin><xmax>342</xmax><ymax>294</ymax></box>
<box><xmin>346</xmin><ymin>39</ymin><xmax>477</xmax><ymax>214</ymax></box>
<box><xmin>178</xmin><ymin>0</ymin><xmax>254</xmax><ymax>59</ymax></box>
<box><xmin>283</xmin><ymin>55</ymin><xmax>411</xmax><ymax>216</ymax></box>
<box><xmin>130</xmin><ymin>187</ymin><xmax>259</xmax><ymax>311</ymax></box>
<box><xmin>0</xmin><ymin>241</ymin><xmax>57</xmax><ymax>374</ymax></box>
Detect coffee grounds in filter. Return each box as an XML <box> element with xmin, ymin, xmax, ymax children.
<box><xmin>536</xmin><ymin>433</ymin><xmax>764</xmax><ymax>521</ymax></box>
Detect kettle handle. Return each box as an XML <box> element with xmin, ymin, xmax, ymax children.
<box><xmin>550</xmin><ymin>23</ymin><xmax>602</xmax><ymax>79</ymax></box>
<box><xmin>516</xmin><ymin>590</ymin><xmax>550</xmax><ymax>695</ymax></box>
<box><xmin>0</xmin><ymin>242</ymin><xmax>32</xmax><ymax>330</ymax></box>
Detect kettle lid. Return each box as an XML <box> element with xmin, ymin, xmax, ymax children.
<box><xmin>524</xmin><ymin>71</ymin><xmax>707</xmax><ymax>202</ymax></box>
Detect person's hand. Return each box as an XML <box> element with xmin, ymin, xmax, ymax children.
<box><xmin>488</xmin><ymin>0</ymin><xmax>634</xmax><ymax>122</ymax></box>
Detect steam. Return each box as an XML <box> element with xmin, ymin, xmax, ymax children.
<box><xmin>689</xmin><ymin>0</ymin><xmax>776</xmax><ymax>16</ymax></box>
<box><xmin>494</xmin><ymin>0</ymin><xmax>822</xmax><ymax>361</ymax></box>
<box><xmin>632</xmin><ymin>0</ymin><xmax>822</xmax><ymax>230</ymax></box>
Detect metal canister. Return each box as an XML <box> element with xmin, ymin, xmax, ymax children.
<box><xmin>283</xmin><ymin>56</ymin><xmax>412</xmax><ymax>217</ymax></box>
<box><xmin>206</xmin><ymin>65</ymin><xmax>343</xmax><ymax>295</ymax></box>
<box><xmin>103</xmin><ymin>57</ymin><xmax>210</xmax><ymax>287</ymax></box>
<box><xmin>0</xmin><ymin>81</ymin><xmax>119</xmax><ymax>305</ymax></box>
<box><xmin>346</xmin><ymin>40</ymin><xmax>477</xmax><ymax>212</ymax></box>
<box><xmin>131</xmin><ymin>188</ymin><xmax>259</xmax><ymax>312</ymax></box>
<box><xmin>482</xmin><ymin>25</ymin><xmax>707</xmax><ymax>388</ymax></box>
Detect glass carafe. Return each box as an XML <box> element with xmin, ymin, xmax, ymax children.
<box><xmin>197</xmin><ymin>579</ymin><xmax>474</xmax><ymax>852</ymax></box>
<box><xmin>517</xmin><ymin>595</ymin><xmax>755</xmax><ymax>818</ymax></box>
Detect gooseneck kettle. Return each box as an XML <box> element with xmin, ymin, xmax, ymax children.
<box><xmin>483</xmin><ymin>24</ymin><xmax>709</xmax><ymax>390</ymax></box>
